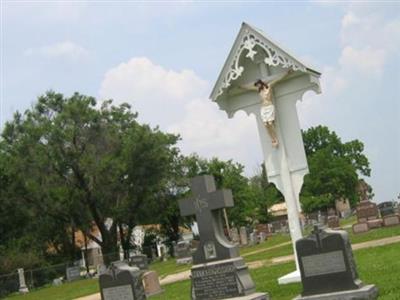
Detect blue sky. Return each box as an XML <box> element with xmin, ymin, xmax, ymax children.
<box><xmin>1</xmin><ymin>1</ymin><xmax>399</xmax><ymax>203</ymax></box>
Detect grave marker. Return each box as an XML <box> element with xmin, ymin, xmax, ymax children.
<box><xmin>294</xmin><ymin>226</ymin><xmax>378</xmax><ymax>300</ymax></box>
<box><xmin>179</xmin><ymin>175</ymin><xmax>269</xmax><ymax>300</ymax></box>
<box><xmin>99</xmin><ymin>261</ymin><xmax>145</xmax><ymax>300</ymax></box>
<box><xmin>66</xmin><ymin>266</ymin><xmax>81</xmax><ymax>282</ymax></box>
<box><xmin>210</xmin><ymin>22</ymin><xmax>322</xmax><ymax>284</ymax></box>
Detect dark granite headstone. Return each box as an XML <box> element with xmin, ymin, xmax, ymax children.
<box><xmin>378</xmin><ymin>201</ymin><xmax>396</xmax><ymax>217</ymax></box>
<box><xmin>129</xmin><ymin>255</ymin><xmax>148</xmax><ymax>270</ymax></box>
<box><xmin>174</xmin><ymin>240</ymin><xmax>193</xmax><ymax>264</ymax></box>
<box><xmin>179</xmin><ymin>175</ymin><xmax>239</xmax><ymax>264</ymax></box>
<box><xmin>66</xmin><ymin>266</ymin><xmax>81</xmax><ymax>281</ymax></box>
<box><xmin>179</xmin><ymin>175</ymin><xmax>268</xmax><ymax>300</ymax></box>
<box><xmin>99</xmin><ymin>261</ymin><xmax>145</xmax><ymax>300</ymax></box>
<box><xmin>295</xmin><ymin>226</ymin><xmax>378</xmax><ymax>300</ymax></box>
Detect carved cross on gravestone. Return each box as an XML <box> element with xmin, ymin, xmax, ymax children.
<box><xmin>179</xmin><ymin>175</ymin><xmax>239</xmax><ymax>264</ymax></box>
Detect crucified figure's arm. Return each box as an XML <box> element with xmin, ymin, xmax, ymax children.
<box><xmin>238</xmin><ymin>69</ymin><xmax>293</xmax><ymax>91</ymax></box>
<box><xmin>268</xmin><ymin>69</ymin><xmax>293</xmax><ymax>87</ymax></box>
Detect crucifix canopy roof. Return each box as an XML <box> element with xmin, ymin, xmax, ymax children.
<box><xmin>210</xmin><ymin>22</ymin><xmax>321</xmax><ymax>102</ymax></box>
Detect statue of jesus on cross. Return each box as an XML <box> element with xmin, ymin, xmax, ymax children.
<box><xmin>240</xmin><ymin>69</ymin><xmax>293</xmax><ymax>148</ymax></box>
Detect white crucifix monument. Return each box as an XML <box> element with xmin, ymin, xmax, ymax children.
<box><xmin>210</xmin><ymin>23</ymin><xmax>322</xmax><ymax>284</ymax></box>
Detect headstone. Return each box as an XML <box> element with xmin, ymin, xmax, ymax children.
<box><xmin>142</xmin><ymin>271</ymin><xmax>163</xmax><ymax>296</ymax></box>
<box><xmin>367</xmin><ymin>219</ymin><xmax>382</xmax><ymax>229</ymax></box>
<box><xmin>327</xmin><ymin>215</ymin><xmax>340</xmax><ymax>229</ymax></box>
<box><xmin>258</xmin><ymin>232</ymin><xmax>267</xmax><ymax>243</ymax></box>
<box><xmin>294</xmin><ymin>226</ymin><xmax>378</xmax><ymax>300</ymax></box>
<box><xmin>229</xmin><ymin>227</ymin><xmax>240</xmax><ymax>244</ymax></box>
<box><xmin>129</xmin><ymin>255</ymin><xmax>148</xmax><ymax>270</ymax></box>
<box><xmin>249</xmin><ymin>232</ymin><xmax>257</xmax><ymax>245</ymax></box>
<box><xmin>174</xmin><ymin>240</ymin><xmax>193</xmax><ymax>264</ymax></box>
<box><xmin>97</xmin><ymin>264</ymin><xmax>108</xmax><ymax>277</ymax></box>
<box><xmin>352</xmin><ymin>223</ymin><xmax>369</xmax><ymax>234</ymax></box>
<box><xmin>52</xmin><ymin>278</ymin><xmax>63</xmax><ymax>286</ymax></box>
<box><xmin>239</xmin><ymin>226</ymin><xmax>248</xmax><ymax>246</ymax></box>
<box><xmin>383</xmin><ymin>215</ymin><xmax>400</xmax><ymax>227</ymax></box>
<box><xmin>18</xmin><ymin>268</ymin><xmax>29</xmax><ymax>293</ymax></box>
<box><xmin>356</xmin><ymin>200</ymin><xmax>379</xmax><ymax>222</ymax></box>
<box><xmin>353</xmin><ymin>200</ymin><xmax>382</xmax><ymax>234</ymax></box>
<box><xmin>378</xmin><ymin>202</ymin><xmax>396</xmax><ymax>217</ymax></box>
<box><xmin>179</xmin><ymin>175</ymin><xmax>269</xmax><ymax>300</ymax></box>
<box><xmin>255</xmin><ymin>223</ymin><xmax>270</xmax><ymax>236</ymax></box>
<box><xmin>99</xmin><ymin>261</ymin><xmax>145</xmax><ymax>300</ymax></box>
<box><xmin>66</xmin><ymin>266</ymin><xmax>81</xmax><ymax>281</ymax></box>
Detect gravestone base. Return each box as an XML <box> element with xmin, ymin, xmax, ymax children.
<box><xmin>223</xmin><ymin>292</ymin><xmax>269</xmax><ymax>300</ymax></box>
<box><xmin>367</xmin><ymin>219</ymin><xmax>382</xmax><ymax>229</ymax></box>
<box><xmin>383</xmin><ymin>215</ymin><xmax>400</xmax><ymax>227</ymax></box>
<box><xmin>278</xmin><ymin>270</ymin><xmax>301</xmax><ymax>284</ymax></box>
<box><xmin>191</xmin><ymin>257</ymin><xmax>269</xmax><ymax>300</ymax></box>
<box><xmin>176</xmin><ymin>257</ymin><xmax>193</xmax><ymax>265</ymax></box>
<box><xmin>293</xmin><ymin>284</ymin><xmax>378</xmax><ymax>300</ymax></box>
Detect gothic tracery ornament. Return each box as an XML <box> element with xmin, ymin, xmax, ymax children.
<box><xmin>214</xmin><ymin>29</ymin><xmax>307</xmax><ymax>99</ymax></box>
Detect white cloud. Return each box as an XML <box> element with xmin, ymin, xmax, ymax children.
<box><xmin>167</xmin><ymin>99</ymin><xmax>259</xmax><ymax>164</ymax></box>
<box><xmin>339</xmin><ymin>46</ymin><xmax>386</xmax><ymax>76</ymax></box>
<box><xmin>297</xmin><ymin>5</ymin><xmax>399</xmax><ymax>128</ymax></box>
<box><xmin>341</xmin><ymin>12</ymin><xmax>360</xmax><ymax>29</ymax></box>
<box><xmin>99</xmin><ymin>57</ymin><xmax>208</xmax><ymax>104</ymax></box>
<box><xmin>24</xmin><ymin>41</ymin><xmax>89</xmax><ymax>60</ymax></box>
<box><xmin>99</xmin><ymin>57</ymin><xmax>262</xmax><ymax>173</ymax></box>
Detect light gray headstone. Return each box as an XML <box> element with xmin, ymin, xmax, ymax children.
<box><xmin>239</xmin><ymin>226</ymin><xmax>248</xmax><ymax>245</ymax></box>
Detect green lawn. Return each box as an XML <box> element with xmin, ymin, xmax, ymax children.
<box><xmin>5</xmin><ymin>226</ymin><xmax>400</xmax><ymax>300</ymax></box>
<box><xmin>149</xmin><ymin>259</ymin><xmax>191</xmax><ymax>278</ymax></box>
<box><xmin>152</xmin><ymin>242</ymin><xmax>400</xmax><ymax>300</ymax></box>
<box><xmin>347</xmin><ymin>225</ymin><xmax>400</xmax><ymax>244</ymax></box>
<box><xmin>5</xmin><ymin>279</ymin><xmax>99</xmax><ymax>300</ymax></box>
<box><xmin>340</xmin><ymin>215</ymin><xmax>357</xmax><ymax>227</ymax></box>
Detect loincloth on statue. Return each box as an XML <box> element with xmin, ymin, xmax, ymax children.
<box><xmin>260</xmin><ymin>104</ymin><xmax>275</xmax><ymax>123</ymax></box>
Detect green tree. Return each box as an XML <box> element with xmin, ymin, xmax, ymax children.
<box><xmin>249</xmin><ymin>164</ymin><xmax>283</xmax><ymax>223</ymax></box>
<box><xmin>180</xmin><ymin>154</ymin><xmax>258</xmax><ymax>226</ymax></box>
<box><xmin>301</xmin><ymin>125</ymin><xmax>371</xmax><ymax>212</ymax></box>
<box><xmin>1</xmin><ymin>91</ymin><xmax>179</xmax><ymax>263</ymax></box>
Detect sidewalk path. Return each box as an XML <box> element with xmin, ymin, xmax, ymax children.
<box><xmin>75</xmin><ymin>235</ymin><xmax>400</xmax><ymax>300</ymax></box>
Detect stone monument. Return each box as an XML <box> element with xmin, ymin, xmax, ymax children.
<box><xmin>174</xmin><ymin>240</ymin><xmax>193</xmax><ymax>264</ymax></box>
<box><xmin>294</xmin><ymin>226</ymin><xmax>378</xmax><ymax>300</ymax></box>
<box><xmin>210</xmin><ymin>22</ymin><xmax>321</xmax><ymax>284</ymax></box>
<box><xmin>17</xmin><ymin>268</ymin><xmax>29</xmax><ymax>294</ymax></box>
<box><xmin>239</xmin><ymin>226</ymin><xmax>248</xmax><ymax>246</ymax></box>
<box><xmin>129</xmin><ymin>255</ymin><xmax>148</xmax><ymax>270</ymax></box>
<box><xmin>66</xmin><ymin>265</ymin><xmax>81</xmax><ymax>281</ymax></box>
<box><xmin>353</xmin><ymin>200</ymin><xmax>382</xmax><ymax>234</ymax></box>
<box><xmin>179</xmin><ymin>175</ymin><xmax>269</xmax><ymax>300</ymax></box>
<box><xmin>142</xmin><ymin>271</ymin><xmax>163</xmax><ymax>297</ymax></box>
<box><xmin>99</xmin><ymin>261</ymin><xmax>145</xmax><ymax>300</ymax></box>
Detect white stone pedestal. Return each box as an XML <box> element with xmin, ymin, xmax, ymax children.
<box><xmin>18</xmin><ymin>268</ymin><xmax>29</xmax><ymax>293</ymax></box>
<box><xmin>278</xmin><ymin>270</ymin><xmax>301</xmax><ymax>285</ymax></box>
<box><xmin>293</xmin><ymin>284</ymin><xmax>378</xmax><ymax>300</ymax></box>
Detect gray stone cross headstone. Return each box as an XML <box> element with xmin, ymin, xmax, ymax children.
<box><xmin>179</xmin><ymin>175</ymin><xmax>239</xmax><ymax>264</ymax></box>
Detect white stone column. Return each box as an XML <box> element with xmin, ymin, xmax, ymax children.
<box><xmin>17</xmin><ymin>268</ymin><xmax>29</xmax><ymax>293</ymax></box>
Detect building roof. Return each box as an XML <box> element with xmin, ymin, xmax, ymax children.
<box><xmin>210</xmin><ymin>22</ymin><xmax>321</xmax><ymax>102</ymax></box>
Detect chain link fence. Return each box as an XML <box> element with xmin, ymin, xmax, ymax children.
<box><xmin>0</xmin><ymin>248</ymin><xmax>161</xmax><ymax>298</ymax></box>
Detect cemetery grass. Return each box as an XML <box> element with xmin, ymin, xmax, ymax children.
<box><xmin>244</xmin><ymin>225</ymin><xmax>400</xmax><ymax>263</ymax></box>
<box><xmin>6</xmin><ymin>228</ymin><xmax>400</xmax><ymax>300</ymax></box>
<box><xmin>152</xmin><ymin>242</ymin><xmax>400</xmax><ymax>300</ymax></box>
<box><xmin>151</xmin><ymin>234</ymin><xmax>293</xmax><ymax>277</ymax></box>
<box><xmin>5</xmin><ymin>278</ymin><xmax>99</xmax><ymax>300</ymax></box>
<box><xmin>340</xmin><ymin>215</ymin><xmax>357</xmax><ymax>227</ymax></box>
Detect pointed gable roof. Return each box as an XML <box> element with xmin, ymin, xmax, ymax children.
<box><xmin>210</xmin><ymin>22</ymin><xmax>321</xmax><ymax>101</ymax></box>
